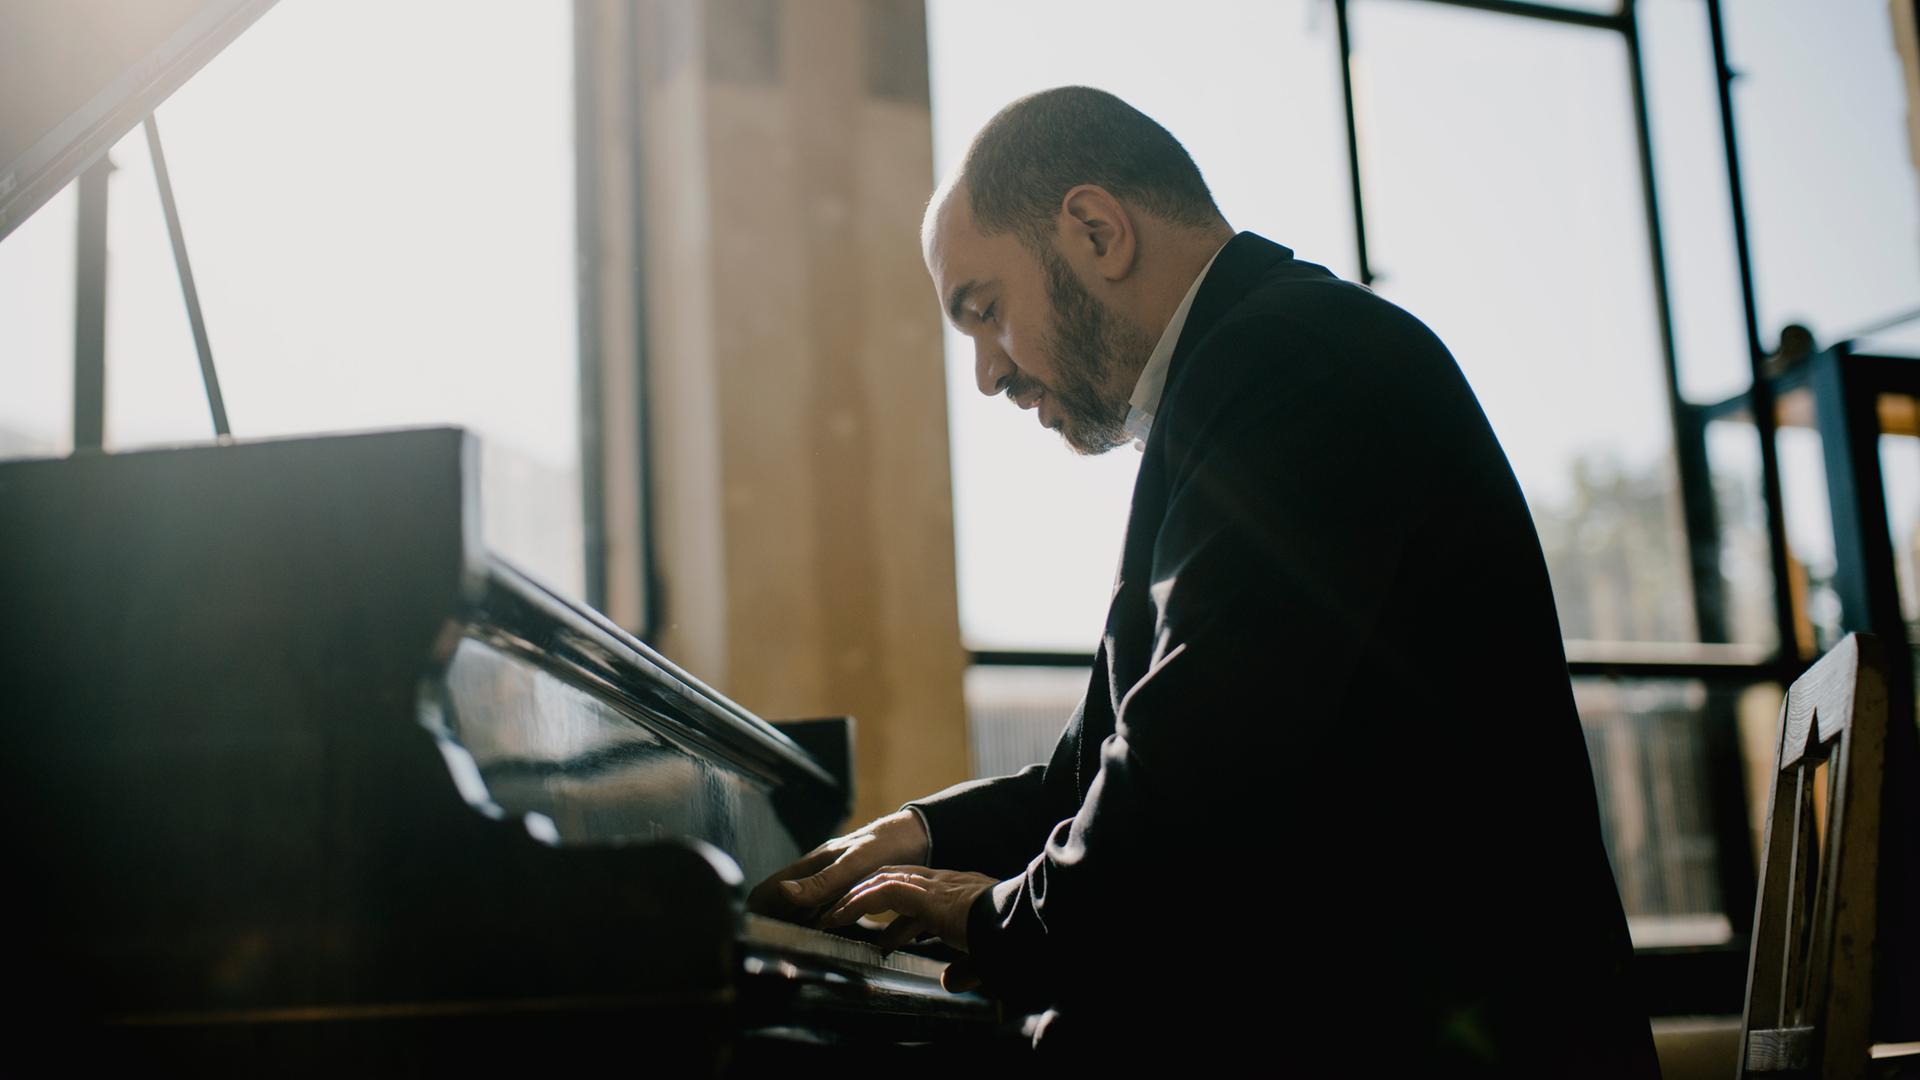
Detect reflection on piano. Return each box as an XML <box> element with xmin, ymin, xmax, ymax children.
<box><xmin>0</xmin><ymin>427</ymin><xmax>1006</xmax><ymax>1072</ymax></box>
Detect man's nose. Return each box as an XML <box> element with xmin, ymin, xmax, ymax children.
<box><xmin>973</xmin><ymin>337</ymin><xmax>1013</xmax><ymax>398</ymax></box>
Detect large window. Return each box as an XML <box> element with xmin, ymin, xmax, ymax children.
<box><xmin>0</xmin><ymin>185</ymin><xmax>77</xmax><ymax>457</ymax></box>
<box><xmin>1352</xmin><ymin>0</ymin><xmax>1697</xmax><ymax>650</ymax></box>
<box><xmin>931</xmin><ymin>0</ymin><xmax>1920</xmax><ymax>1000</ymax></box>
<box><xmin>0</xmin><ymin>0</ymin><xmax>585</xmax><ymax>597</ymax></box>
<box><xmin>1722</xmin><ymin>3</ymin><xmax>1920</xmax><ymax>357</ymax></box>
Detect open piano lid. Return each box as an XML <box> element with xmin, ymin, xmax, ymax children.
<box><xmin>0</xmin><ymin>0</ymin><xmax>278</xmax><ymax>243</ymax></box>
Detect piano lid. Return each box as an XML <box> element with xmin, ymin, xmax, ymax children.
<box><xmin>0</xmin><ymin>0</ymin><xmax>278</xmax><ymax>243</ymax></box>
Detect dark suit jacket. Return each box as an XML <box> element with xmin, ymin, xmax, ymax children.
<box><xmin>910</xmin><ymin>233</ymin><xmax>1660</xmax><ymax>1074</ymax></box>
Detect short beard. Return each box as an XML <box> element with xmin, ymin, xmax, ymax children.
<box><xmin>1023</xmin><ymin>246</ymin><xmax>1152</xmax><ymax>456</ymax></box>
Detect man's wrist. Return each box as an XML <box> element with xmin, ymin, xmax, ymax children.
<box><xmin>873</xmin><ymin>806</ymin><xmax>930</xmax><ymax>865</ymax></box>
<box><xmin>901</xmin><ymin>804</ymin><xmax>932</xmax><ymax>864</ymax></box>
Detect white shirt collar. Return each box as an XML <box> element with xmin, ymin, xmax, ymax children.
<box><xmin>1122</xmin><ymin>241</ymin><xmax>1229</xmax><ymax>450</ymax></box>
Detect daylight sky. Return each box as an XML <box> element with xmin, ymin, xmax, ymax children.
<box><xmin>1</xmin><ymin>0</ymin><xmax>1915</xmax><ymax>648</ymax></box>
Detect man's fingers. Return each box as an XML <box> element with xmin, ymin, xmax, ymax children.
<box><xmin>746</xmin><ymin>846</ymin><xmax>841</xmax><ymax>915</ymax></box>
<box><xmin>818</xmin><ymin>879</ymin><xmax>897</xmax><ymax>925</ymax></box>
<box><xmin>820</xmin><ymin>877</ymin><xmax>929</xmax><ymax>926</ymax></box>
<box><xmin>876</xmin><ymin>915</ymin><xmax>925</xmax><ymax>953</ymax></box>
<box><xmin>818</xmin><ymin>869</ymin><xmax>907</xmax><ymax>914</ymax></box>
<box><xmin>779</xmin><ymin>870</ymin><xmax>833</xmax><ymax>907</ymax></box>
<box><xmin>779</xmin><ymin>851</ymin><xmax>861</xmax><ymax>906</ymax></box>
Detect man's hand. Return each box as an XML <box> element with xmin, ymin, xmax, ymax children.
<box><xmin>820</xmin><ymin>866</ymin><xmax>998</xmax><ymax>953</ymax></box>
<box><xmin>746</xmin><ymin>809</ymin><xmax>930</xmax><ymax>923</ymax></box>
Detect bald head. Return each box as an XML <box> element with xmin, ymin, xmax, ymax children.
<box><xmin>920</xmin><ymin>89</ymin><xmax>1235</xmax><ymax>456</ymax></box>
<box><xmin>926</xmin><ymin>87</ymin><xmax>1226</xmax><ymax>255</ymax></box>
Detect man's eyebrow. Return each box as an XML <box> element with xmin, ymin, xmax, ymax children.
<box><xmin>946</xmin><ymin>279</ymin><xmax>979</xmax><ymax>326</ymax></box>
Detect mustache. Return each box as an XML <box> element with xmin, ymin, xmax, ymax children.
<box><xmin>1003</xmin><ymin>369</ymin><xmax>1046</xmax><ymax>401</ymax></box>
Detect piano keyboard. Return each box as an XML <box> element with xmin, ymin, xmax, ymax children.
<box><xmin>739</xmin><ymin>913</ymin><xmax>955</xmax><ymax>982</ymax></box>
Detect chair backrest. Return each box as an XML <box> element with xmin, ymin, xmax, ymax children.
<box><xmin>1740</xmin><ymin>633</ymin><xmax>1887</xmax><ymax>1078</ymax></box>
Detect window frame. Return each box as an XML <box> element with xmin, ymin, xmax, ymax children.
<box><xmin>963</xmin><ymin>0</ymin><xmax>1920</xmax><ymax>1016</ymax></box>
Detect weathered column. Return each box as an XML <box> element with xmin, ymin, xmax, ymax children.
<box><xmin>616</xmin><ymin>0</ymin><xmax>968</xmax><ymax>827</ymax></box>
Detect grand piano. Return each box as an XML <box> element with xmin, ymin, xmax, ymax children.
<box><xmin>4</xmin><ymin>2</ymin><xmax>1011</xmax><ymax>1070</ymax></box>
<box><xmin>0</xmin><ymin>427</ymin><xmax>1005</xmax><ymax>1071</ymax></box>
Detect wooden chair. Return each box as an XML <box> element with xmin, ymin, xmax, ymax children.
<box><xmin>1740</xmin><ymin>633</ymin><xmax>1888</xmax><ymax>1078</ymax></box>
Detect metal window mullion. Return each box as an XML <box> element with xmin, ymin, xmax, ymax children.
<box><xmin>1624</xmin><ymin>0</ymin><xmax>1728</xmax><ymax>647</ymax></box>
<box><xmin>1334</xmin><ymin>0</ymin><xmax>1375</xmax><ymax>287</ymax></box>
<box><xmin>1706</xmin><ymin>0</ymin><xmax>1799</xmax><ymax>661</ymax></box>
<box><xmin>1420</xmin><ymin>0</ymin><xmax>1627</xmax><ymax>32</ymax></box>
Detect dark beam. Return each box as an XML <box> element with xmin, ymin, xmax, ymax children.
<box><xmin>1706</xmin><ymin>0</ymin><xmax>1800</xmax><ymax>661</ymax></box>
<box><xmin>1333</xmin><ymin>0</ymin><xmax>1375</xmax><ymax>286</ymax></box>
<box><xmin>1809</xmin><ymin>351</ymin><xmax>1907</xmax><ymax>653</ymax></box>
<box><xmin>968</xmin><ymin>650</ymin><xmax>1093</xmax><ymax>669</ymax></box>
<box><xmin>144</xmin><ymin>114</ymin><xmax>229</xmax><ymax>438</ymax></box>
<box><xmin>969</xmin><ymin>649</ymin><xmax>1794</xmax><ymax>684</ymax></box>
<box><xmin>1421</xmin><ymin>0</ymin><xmax>1628</xmax><ymax>33</ymax></box>
<box><xmin>1624</xmin><ymin>0</ymin><xmax>1727</xmax><ymax>645</ymax></box>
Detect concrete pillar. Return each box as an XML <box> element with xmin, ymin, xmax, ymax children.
<box><xmin>609</xmin><ymin>0</ymin><xmax>968</xmax><ymax>827</ymax></box>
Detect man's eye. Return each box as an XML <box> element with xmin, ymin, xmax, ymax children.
<box><xmin>981</xmin><ymin>302</ymin><xmax>997</xmax><ymax>323</ymax></box>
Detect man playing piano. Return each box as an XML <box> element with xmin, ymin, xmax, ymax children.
<box><xmin>753</xmin><ymin>87</ymin><xmax>1660</xmax><ymax>1075</ymax></box>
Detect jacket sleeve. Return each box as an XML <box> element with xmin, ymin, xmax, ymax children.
<box><xmin>904</xmin><ymin>693</ymin><xmax>1091</xmax><ymax>881</ymax></box>
<box><xmin>961</xmin><ymin>315</ymin><xmax>1441</xmax><ymax>1004</ymax></box>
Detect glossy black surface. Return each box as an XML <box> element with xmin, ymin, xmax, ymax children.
<box><xmin>0</xmin><ymin>428</ymin><xmax>987</xmax><ymax>1069</ymax></box>
<box><xmin>435</xmin><ymin>633</ymin><xmax>804</xmax><ymax>883</ymax></box>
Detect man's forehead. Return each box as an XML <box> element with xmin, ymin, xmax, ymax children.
<box><xmin>925</xmin><ymin>187</ymin><xmax>1029</xmax><ymax>319</ymax></box>
<box><xmin>923</xmin><ymin>186</ymin><xmax>973</xmax><ymax>271</ymax></box>
<box><xmin>925</xmin><ymin>190</ymin><xmax>985</xmax><ymax>314</ymax></box>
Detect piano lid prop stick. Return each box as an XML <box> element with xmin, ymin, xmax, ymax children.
<box><xmin>143</xmin><ymin>113</ymin><xmax>231</xmax><ymax>439</ymax></box>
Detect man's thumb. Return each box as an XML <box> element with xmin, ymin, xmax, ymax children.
<box><xmin>781</xmin><ymin>868</ymin><xmax>832</xmax><ymax>902</ymax></box>
<box><xmin>942</xmin><ymin>958</ymin><xmax>982</xmax><ymax>994</ymax></box>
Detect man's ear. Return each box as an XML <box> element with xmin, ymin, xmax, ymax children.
<box><xmin>1057</xmin><ymin>184</ymin><xmax>1137</xmax><ymax>282</ymax></box>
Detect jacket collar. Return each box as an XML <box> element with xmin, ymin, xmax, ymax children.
<box><xmin>1164</xmin><ymin>231</ymin><xmax>1293</xmax><ymax>381</ymax></box>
